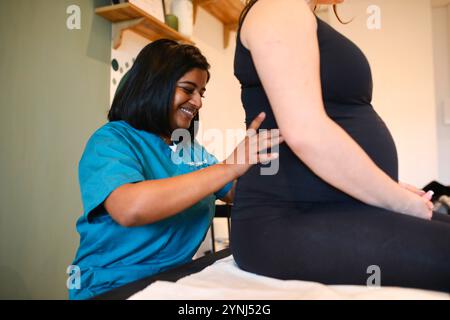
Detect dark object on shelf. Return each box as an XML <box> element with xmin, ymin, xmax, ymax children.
<box><xmin>165</xmin><ymin>14</ymin><xmax>178</xmax><ymax>31</ymax></box>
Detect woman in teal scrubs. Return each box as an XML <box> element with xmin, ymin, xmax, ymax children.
<box><xmin>69</xmin><ymin>39</ymin><xmax>282</xmax><ymax>300</ymax></box>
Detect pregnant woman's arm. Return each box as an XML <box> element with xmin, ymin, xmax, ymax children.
<box><xmin>241</xmin><ymin>0</ymin><xmax>432</xmax><ymax>219</ymax></box>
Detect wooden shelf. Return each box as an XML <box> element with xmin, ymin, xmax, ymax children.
<box><xmin>95</xmin><ymin>3</ymin><xmax>194</xmax><ymax>49</ymax></box>
<box><xmin>194</xmin><ymin>0</ymin><xmax>245</xmax><ymax>48</ymax></box>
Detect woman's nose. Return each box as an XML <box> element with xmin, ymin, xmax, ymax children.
<box><xmin>190</xmin><ymin>91</ymin><xmax>202</xmax><ymax>108</ymax></box>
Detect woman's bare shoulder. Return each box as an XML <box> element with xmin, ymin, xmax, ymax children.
<box><xmin>241</xmin><ymin>0</ymin><xmax>317</xmax><ymax>49</ymax></box>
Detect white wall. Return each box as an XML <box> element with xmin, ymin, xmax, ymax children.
<box><xmin>190</xmin><ymin>8</ymin><xmax>245</xmax><ymax>254</ymax></box>
<box><xmin>190</xmin><ymin>7</ymin><xmax>246</xmax><ymax>160</ymax></box>
<box><xmin>326</xmin><ymin>0</ymin><xmax>439</xmax><ymax>187</ymax></box>
<box><xmin>432</xmin><ymin>5</ymin><xmax>450</xmax><ymax>184</ymax></box>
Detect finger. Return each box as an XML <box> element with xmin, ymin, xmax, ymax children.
<box><xmin>254</xmin><ymin>129</ymin><xmax>282</xmax><ymax>141</ymax></box>
<box><xmin>248</xmin><ymin>130</ymin><xmax>284</xmax><ymax>153</ymax></box>
<box><xmin>267</xmin><ymin>129</ymin><xmax>281</xmax><ymax>137</ymax></box>
<box><xmin>247</xmin><ymin>112</ymin><xmax>266</xmax><ymax>133</ymax></box>
<box><xmin>258</xmin><ymin>153</ymin><xmax>279</xmax><ymax>164</ymax></box>
<box><xmin>257</xmin><ymin>135</ymin><xmax>285</xmax><ymax>152</ymax></box>
<box><xmin>400</xmin><ymin>182</ymin><xmax>425</xmax><ymax>196</ymax></box>
<box><xmin>399</xmin><ymin>182</ymin><xmax>415</xmax><ymax>192</ymax></box>
<box><xmin>422</xmin><ymin>190</ymin><xmax>434</xmax><ymax>201</ymax></box>
<box><xmin>256</xmin><ymin>129</ymin><xmax>283</xmax><ymax>144</ymax></box>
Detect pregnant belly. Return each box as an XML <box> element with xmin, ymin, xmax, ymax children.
<box><xmin>234</xmin><ymin>103</ymin><xmax>398</xmax><ymax>206</ymax></box>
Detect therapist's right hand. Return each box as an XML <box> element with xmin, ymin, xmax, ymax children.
<box><xmin>224</xmin><ymin>112</ymin><xmax>284</xmax><ymax>178</ymax></box>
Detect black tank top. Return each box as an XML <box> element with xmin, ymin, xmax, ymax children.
<box><xmin>233</xmin><ymin>15</ymin><xmax>398</xmax><ymax>206</ymax></box>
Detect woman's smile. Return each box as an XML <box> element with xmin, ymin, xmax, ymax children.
<box><xmin>169</xmin><ymin>68</ymin><xmax>208</xmax><ymax>131</ymax></box>
<box><xmin>179</xmin><ymin>104</ymin><xmax>197</xmax><ymax>120</ymax></box>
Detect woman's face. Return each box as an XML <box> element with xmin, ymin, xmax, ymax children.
<box><xmin>169</xmin><ymin>68</ymin><xmax>208</xmax><ymax>132</ymax></box>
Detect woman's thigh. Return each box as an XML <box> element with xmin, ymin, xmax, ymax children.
<box><xmin>231</xmin><ymin>203</ymin><xmax>450</xmax><ymax>292</ymax></box>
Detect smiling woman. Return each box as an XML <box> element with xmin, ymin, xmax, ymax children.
<box><xmin>170</xmin><ymin>68</ymin><xmax>208</xmax><ymax>134</ymax></box>
<box><xmin>69</xmin><ymin>39</ymin><xmax>283</xmax><ymax>300</ymax></box>
<box><xmin>107</xmin><ymin>39</ymin><xmax>208</xmax><ymax>142</ymax></box>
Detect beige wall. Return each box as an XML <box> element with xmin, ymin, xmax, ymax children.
<box><xmin>192</xmin><ymin>8</ymin><xmax>245</xmax><ymax>253</ymax></box>
<box><xmin>432</xmin><ymin>5</ymin><xmax>450</xmax><ymax>184</ymax></box>
<box><xmin>192</xmin><ymin>8</ymin><xmax>246</xmax><ymax>161</ymax></box>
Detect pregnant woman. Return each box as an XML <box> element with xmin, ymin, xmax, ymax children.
<box><xmin>231</xmin><ymin>0</ymin><xmax>450</xmax><ymax>292</ymax></box>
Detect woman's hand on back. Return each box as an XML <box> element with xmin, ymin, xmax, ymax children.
<box><xmin>225</xmin><ymin>112</ymin><xmax>284</xmax><ymax>178</ymax></box>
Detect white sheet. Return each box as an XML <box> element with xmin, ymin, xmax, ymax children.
<box><xmin>129</xmin><ymin>256</ymin><xmax>450</xmax><ymax>300</ymax></box>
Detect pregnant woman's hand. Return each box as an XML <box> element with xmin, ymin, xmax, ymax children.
<box><xmin>225</xmin><ymin>112</ymin><xmax>284</xmax><ymax>178</ymax></box>
<box><xmin>399</xmin><ymin>182</ymin><xmax>427</xmax><ymax>197</ymax></box>
<box><xmin>398</xmin><ymin>182</ymin><xmax>434</xmax><ymax>219</ymax></box>
<box><xmin>400</xmin><ymin>192</ymin><xmax>434</xmax><ymax>220</ymax></box>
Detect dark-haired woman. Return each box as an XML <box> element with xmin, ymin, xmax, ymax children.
<box><xmin>69</xmin><ymin>39</ymin><xmax>282</xmax><ymax>300</ymax></box>
<box><xmin>231</xmin><ymin>0</ymin><xmax>450</xmax><ymax>292</ymax></box>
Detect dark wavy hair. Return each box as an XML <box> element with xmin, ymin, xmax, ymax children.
<box><xmin>108</xmin><ymin>39</ymin><xmax>210</xmax><ymax>140</ymax></box>
<box><xmin>239</xmin><ymin>1</ymin><xmax>351</xmax><ymax>28</ymax></box>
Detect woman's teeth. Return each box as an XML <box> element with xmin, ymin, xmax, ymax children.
<box><xmin>180</xmin><ymin>107</ymin><xmax>195</xmax><ymax>117</ymax></box>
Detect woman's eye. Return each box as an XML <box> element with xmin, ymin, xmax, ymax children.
<box><xmin>180</xmin><ymin>87</ymin><xmax>205</xmax><ymax>98</ymax></box>
<box><xmin>181</xmin><ymin>87</ymin><xmax>194</xmax><ymax>94</ymax></box>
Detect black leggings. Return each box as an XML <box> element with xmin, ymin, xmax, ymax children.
<box><xmin>230</xmin><ymin>202</ymin><xmax>450</xmax><ymax>293</ymax></box>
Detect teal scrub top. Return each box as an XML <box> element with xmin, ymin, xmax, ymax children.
<box><xmin>69</xmin><ymin>121</ymin><xmax>232</xmax><ymax>300</ymax></box>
